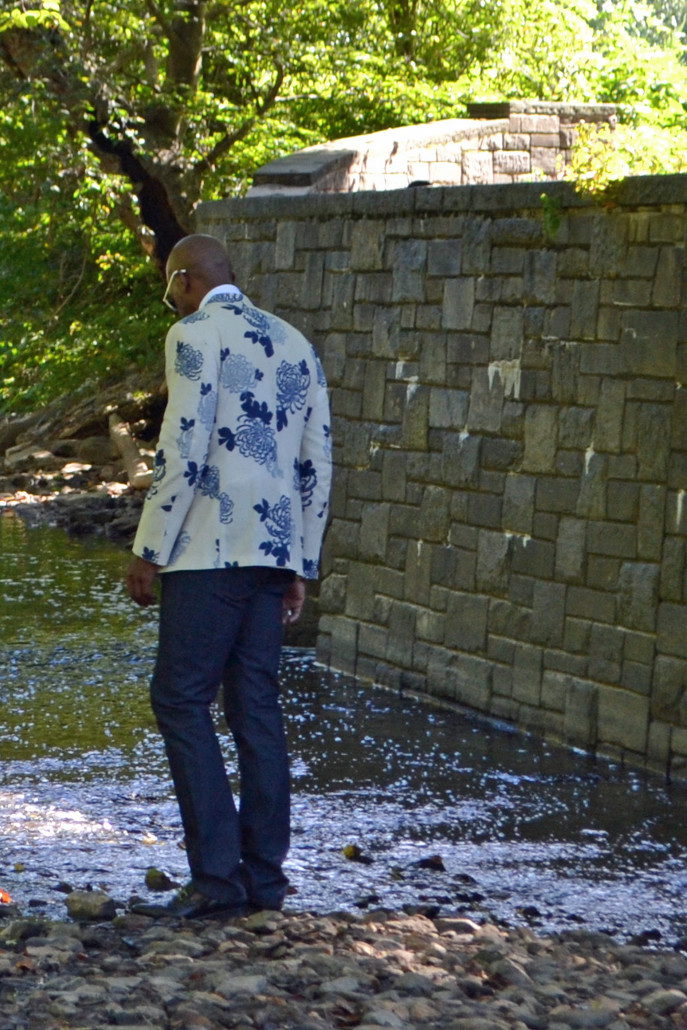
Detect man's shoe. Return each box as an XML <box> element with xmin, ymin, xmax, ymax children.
<box><xmin>130</xmin><ymin>890</ymin><xmax>248</xmax><ymax>920</ymax></box>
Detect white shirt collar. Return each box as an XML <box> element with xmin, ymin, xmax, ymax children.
<box><xmin>199</xmin><ymin>284</ymin><xmax>243</xmax><ymax>307</ymax></box>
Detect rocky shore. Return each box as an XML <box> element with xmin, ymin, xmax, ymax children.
<box><xmin>2</xmin><ymin>905</ymin><xmax>687</xmax><ymax>1030</ymax></box>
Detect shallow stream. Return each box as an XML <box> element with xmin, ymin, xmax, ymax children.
<box><xmin>2</xmin><ymin>513</ymin><xmax>687</xmax><ymax>944</ymax></box>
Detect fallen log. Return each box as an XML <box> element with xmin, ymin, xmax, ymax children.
<box><xmin>108</xmin><ymin>413</ymin><xmax>154</xmax><ymax>490</ymax></box>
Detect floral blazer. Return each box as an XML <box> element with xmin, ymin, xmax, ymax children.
<box><xmin>132</xmin><ymin>288</ymin><xmax>332</xmax><ymax>578</ymax></box>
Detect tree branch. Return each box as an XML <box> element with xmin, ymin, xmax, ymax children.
<box><xmin>192</xmin><ymin>58</ymin><xmax>284</xmax><ymax>176</ymax></box>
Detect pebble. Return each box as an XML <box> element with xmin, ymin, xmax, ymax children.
<box><xmin>1</xmin><ymin>907</ymin><xmax>687</xmax><ymax>1029</ymax></box>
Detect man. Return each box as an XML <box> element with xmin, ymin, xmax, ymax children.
<box><xmin>126</xmin><ymin>234</ymin><xmax>331</xmax><ymax>919</ymax></box>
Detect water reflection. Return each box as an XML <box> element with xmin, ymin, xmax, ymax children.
<box><xmin>2</xmin><ymin>513</ymin><xmax>687</xmax><ymax>943</ymax></box>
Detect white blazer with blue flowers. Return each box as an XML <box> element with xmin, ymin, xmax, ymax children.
<box><xmin>132</xmin><ymin>287</ymin><xmax>332</xmax><ymax>578</ymax></box>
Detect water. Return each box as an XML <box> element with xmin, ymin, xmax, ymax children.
<box><xmin>2</xmin><ymin>512</ymin><xmax>687</xmax><ymax>944</ymax></box>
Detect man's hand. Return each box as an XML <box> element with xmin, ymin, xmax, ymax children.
<box><xmin>283</xmin><ymin>578</ymin><xmax>306</xmax><ymax>625</ymax></box>
<box><xmin>127</xmin><ymin>555</ymin><xmax>160</xmax><ymax>607</ymax></box>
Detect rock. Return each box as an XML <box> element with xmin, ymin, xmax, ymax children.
<box><xmin>65</xmin><ymin>889</ymin><xmax>117</xmax><ymax>921</ymax></box>
<box><xmin>641</xmin><ymin>988</ymin><xmax>687</xmax><ymax>1014</ymax></box>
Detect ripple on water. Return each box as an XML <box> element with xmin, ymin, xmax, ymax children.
<box><xmin>2</xmin><ymin>516</ymin><xmax>687</xmax><ymax>943</ymax></box>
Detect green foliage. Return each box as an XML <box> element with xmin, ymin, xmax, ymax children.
<box><xmin>564</xmin><ymin>119</ymin><xmax>687</xmax><ymax>196</ymax></box>
<box><xmin>2</xmin><ymin>0</ymin><xmax>687</xmax><ymax>412</ymax></box>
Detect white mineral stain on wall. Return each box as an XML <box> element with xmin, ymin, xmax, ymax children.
<box><xmin>584</xmin><ymin>444</ymin><xmax>596</xmax><ymax>475</ymax></box>
<box><xmin>488</xmin><ymin>360</ymin><xmax>521</xmax><ymax>399</ymax></box>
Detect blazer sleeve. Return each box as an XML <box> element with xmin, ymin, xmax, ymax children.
<box><xmin>298</xmin><ymin>354</ymin><xmax>332</xmax><ymax>578</ymax></box>
<box><xmin>132</xmin><ymin>319</ymin><xmax>219</xmax><ymax>567</ymax></box>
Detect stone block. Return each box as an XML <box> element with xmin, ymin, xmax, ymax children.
<box><xmin>570</xmin><ymin>280</ymin><xmax>600</xmax><ymax>340</ymax></box>
<box><xmin>429</xmin><ymin>387</ymin><xmax>469</xmax><ymax>429</ymax></box>
<box><xmin>559</xmin><ymin>406</ymin><xmax>594</xmax><ymax>449</ymax></box>
<box><xmin>465</xmin><ymin>492</ymin><xmax>501</xmax><ymax>531</ymax></box>
<box><xmin>512</xmin><ymin>643</ymin><xmax>543</xmax><ymax>706</ymax></box>
<box><xmin>503</xmin><ymin>474</ymin><xmax>536</xmax><ymax>534</ymax></box>
<box><xmin>657</xmin><ymin>602</ymin><xmax>687</xmax><ymax>659</ymax></box>
<box><xmin>660</xmin><ymin>536</ymin><xmax>684</xmax><ymax>601</ymax></box>
<box><xmin>564</xmin><ymin>678</ymin><xmax>599</xmax><ymax>748</ymax></box>
<box><xmin>586</xmin><ymin>556</ymin><xmax>620</xmax><ymax>591</ymax></box>
<box><xmin>467</xmin><ymin>368</ymin><xmax>504</xmax><ymax>434</ymax></box>
<box><xmin>386</xmin><ymin>601</ymin><xmax>417</xmax><ymax>667</ymax></box>
<box><xmin>415</xmin><ymin>608</ymin><xmax>446</xmax><ymax>644</ymax></box>
<box><xmin>476</xmin><ymin>530</ymin><xmax>512</xmax><ymax>595</ymax></box>
<box><xmin>428</xmin><ymin>239</ymin><xmax>462</xmax><ymax>277</ymax></box>
<box><xmin>391</xmin><ymin>239</ymin><xmax>427</xmax><ymax>303</ymax></box>
<box><xmin>447</xmin><ymin>653</ymin><xmax>493</xmax><ymax>710</ymax></box>
<box><xmin>358</xmin><ymin>504</ymin><xmax>390</xmax><ymax>562</ymax></box>
<box><xmin>404</xmin><ymin>540</ymin><xmax>433</xmax><ymax>607</ymax></box>
<box><xmin>318</xmin><ymin>573</ymin><xmax>348</xmax><ymax>615</ymax></box>
<box><xmin>491</xmin><ymin>306</ymin><xmax>524</xmax><ymax>361</ymax></box>
<box><xmin>463</xmin><ymin>150</ymin><xmax>494</xmax><ymax>184</ymax></box>
<box><xmin>357</xmin><ymin>623</ymin><xmax>389</xmax><ymax>661</ymax></box>
<box><xmin>401</xmin><ymin>383</ymin><xmax>429</xmax><ymax>450</ymax></box>
<box><xmin>576</xmin><ymin>450</ymin><xmax>607</xmax><ymax>520</ymax></box>
<box><xmin>597</xmin><ymin>685</ymin><xmax>649</xmax><ymax>754</ymax></box>
<box><xmin>531</xmin><ymin>147</ymin><xmax>559</xmax><ymax>175</ymax></box>
<box><xmin>419</xmin><ymin>485</ymin><xmax>451</xmax><ymax>542</ymax></box>
<box><xmin>567</xmin><ymin>586</ymin><xmax>616</xmax><ymax>624</ymax></box>
<box><xmin>492</xmin><ymin>246</ymin><xmax>525</xmax><ymax>275</ymax></box>
<box><xmin>275</xmin><ymin>221</ymin><xmax>297</xmax><ymax>269</ymax></box>
<box><xmin>638</xmin><ymin>485</ymin><xmax>666</xmax><ymax>561</ymax></box>
<box><xmin>536</xmin><ymin>476</ymin><xmax>580</xmax><ymax>514</ymax></box>
<box><xmin>621</xmin><ymin>660</ymin><xmax>653</xmax><ymax>696</ymax></box>
<box><xmin>542</xmin><ymin>669</ymin><xmax>568</xmax><ymax>711</ymax></box>
<box><xmin>362</xmin><ymin>361</ymin><xmax>387</xmax><ymax>420</ymax></box>
<box><xmin>594</xmin><ymin>379</ymin><xmax>626</xmax><ymax>453</ymax></box>
<box><xmin>636</xmin><ymin>404</ymin><xmax>671</xmax><ymax>482</ymax></box>
<box><xmin>443</xmin><ymin>278</ymin><xmax>476</xmax><ymax>330</ymax></box>
<box><xmin>587</xmin><ymin>521</ymin><xmax>636</xmax><ymax>559</ymax></box>
<box><xmin>493</xmin><ymin>151</ymin><xmax>531</xmax><ymax>175</ymax></box>
<box><xmin>606</xmin><ymin>481</ymin><xmax>639</xmax><ymax>522</ymax></box>
<box><xmin>328</xmin><ymin>617</ymin><xmax>360</xmax><ymax>675</ymax></box>
<box><xmin>482</xmin><ymin>437</ymin><xmax>521</xmax><ymax>471</ymax></box>
<box><xmin>652</xmin><ymin>655</ymin><xmax>687</xmax><ymax>722</ymax></box>
<box><xmin>551</xmin><ymin>341</ymin><xmax>581</xmax><ymax>403</ymax></box>
<box><xmin>620</xmin><ymin>310</ymin><xmax>678</xmax><ymax>378</ymax></box>
<box><xmin>647</xmin><ymin>720</ymin><xmax>671</xmax><ymax>772</ymax></box>
<box><xmin>443</xmin><ymin>432</ymin><xmax>481</xmax><ymax>488</ymax></box>
<box><xmin>445</xmin><ymin>591</ymin><xmax>489</xmax><ymax>652</ymax></box>
<box><xmin>556</xmin><ymin>517</ymin><xmax>586</xmax><ymax>583</ymax></box>
<box><xmin>523</xmin><ymin>405</ymin><xmax>558</xmax><ymax>473</ymax></box>
<box><xmin>531</xmin><ymin>581</ymin><xmax>566</xmax><ymax>646</ymax></box>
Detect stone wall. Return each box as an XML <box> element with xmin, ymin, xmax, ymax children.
<box><xmin>248</xmin><ymin>101</ymin><xmax>617</xmax><ymax>196</ymax></box>
<box><xmin>197</xmin><ymin>174</ymin><xmax>687</xmax><ymax>780</ymax></box>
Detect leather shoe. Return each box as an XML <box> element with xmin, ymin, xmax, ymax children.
<box><xmin>130</xmin><ymin>890</ymin><xmax>249</xmax><ymax>920</ymax></box>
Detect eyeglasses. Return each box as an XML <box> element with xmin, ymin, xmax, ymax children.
<box><xmin>162</xmin><ymin>268</ymin><xmax>188</xmax><ymax>311</ymax></box>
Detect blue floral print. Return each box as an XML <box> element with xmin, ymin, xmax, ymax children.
<box><xmin>220</xmin><ymin>350</ymin><xmax>261</xmax><ymax>393</ymax></box>
<box><xmin>175</xmin><ymin>340</ymin><xmax>204</xmax><ymax>380</ymax></box>
<box><xmin>218</xmin><ymin>392</ymin><xmax>279</xmax><ymax>476</ymax></box>
<box><xmin>147</xmin><ymin>449</ymin><xmax>167</xmax><ymax>498</ymax></box>
<box><xmin>254</xmin><ymin>495</ymin><xmax>294</xmax><ymax>566</ymax></box>
<box><xmin>294</xmin><ymin>458</ymin><xmax>317</xmax><ymax>507</ymax></box>
<box><xmin>199</xmin><ymin>465</ymin><xmax>234</xmax><ymax>524</ymax></box>
<box><xmin>197</xmin><ymin>382</ymin><xmax>217</xmax><ymax>430</ymax></box>
<box><xmin>276</xmin><ymin>360</ymin><xmax>310</xmax><ymax>431</ymax></box>
<box><xmin>176</xmin><ymin>417</ymin><xmax>195</xmax><ymax>459</ymax></box>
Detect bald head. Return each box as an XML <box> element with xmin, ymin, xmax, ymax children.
<box><xmin>164</xmin><ymin>234</ymin><xmax>236</xmax><ymax>317</ymax></box>
<box><xmin>167</xmin><ymin>234</ymin><xmax>235</xmax><ymax>285</ymax></box>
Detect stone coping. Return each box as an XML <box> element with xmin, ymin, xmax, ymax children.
<box><xmin>467</xmin><ymin>99</ymin><xmax>618</xmax><ymax>121</ymax></box>
<box><xmin>198</xmin><ymin>172</ymin><xmax>687</xmax><ymax>223</ymax></box>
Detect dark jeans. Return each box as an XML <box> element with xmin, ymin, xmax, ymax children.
<box><xmin>150</xmin><ymin>566</ymin><xmax>291</xmax><ymax>908</ymax></box>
